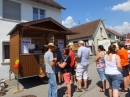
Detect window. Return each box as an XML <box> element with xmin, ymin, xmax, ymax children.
<box><xmin>33</xmin><ymin>8</ymin><xmax>45</xmax><ymax>20</ymax></box>
<box><xmin>108</xmin><ymin>34</ymin><xmax>111</xmax><ymax>38</ymax></box>
<box><xmin>100</xmin><ymin>28</ymin><xmax>103</xmax><ymax>37</ymax></box>
<box><xmin>3</xmin><ymin>0</ymin><xmax>21</xmax><ymax>20</ymax></box>
<box><xmin>116</xmin><ymin>36</ymin><xmax>119</xmax><ymax>39</ymax></box>
<box><xmin>2</xmin><ymin>42</ymin><xmax>10</xmax><ymax>63</ymax></box>
<box><xmin>4</xmin><ymin>45</ymin><xmax>10</xmax><ymax>59</ymax></box>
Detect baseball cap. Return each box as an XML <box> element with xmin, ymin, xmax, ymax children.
<box><xmin>78</xmin><ymin>40</ymin><xmax>84</xmax><ymax>44</ymax></box>
<box><xmin>118</xmin><ymin>41</ymin><xmax>125</xmax><ymax>47</ymax></box>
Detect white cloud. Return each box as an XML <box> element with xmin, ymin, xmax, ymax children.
<box><xmin>106</xmin><ymin>22</ymin><xmax>130</xmax><ymax>34</ymax></box>
<box><xmin>62</xmin><ymin>16</ymin><xmax>77</xmax><ymax>28</ymax></box>
<box><xmin>86</xmin><ymin>18</ymin><xmax>90</xmax><ymax>22</ymax></box>
<box><xmin>112</xmin><ymin>0</ymin><xmax>130</xmax><ymax>12</ymax></box>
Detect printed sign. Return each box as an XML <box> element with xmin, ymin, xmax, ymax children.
<box><xmin>58</xmin><ymin>40</ymin><xmax>64</xmax><ymax>52</ymax></box>
<box><xmin>21</xmin><ymin>38</ymin><xmax>31</xmax><ymax>53</ymax></box>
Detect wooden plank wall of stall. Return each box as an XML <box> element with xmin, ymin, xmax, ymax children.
<box><xmin>10</xmin><ymin>30</ymin><xmax>20</xmax><ymax>75</ymax></box>
<box><xmin>19</xmin><ymin>55</ymin><xmax>39</xmax><ymax>77</ymax></box>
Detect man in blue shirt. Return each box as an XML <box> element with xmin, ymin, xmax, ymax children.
<box><xmin>75</xmin><ymin>41</ymin><xmax>90</xmax><ymax>92</ymax></box>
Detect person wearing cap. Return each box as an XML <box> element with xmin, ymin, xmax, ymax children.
<box><xmin>117</xmin><ymin>41</ymin><xmax>129</xmax><ymax>92</ymax></box>
<box><xmin>68</xmin><ymin>45</ymin><xmax>76</xmax><ymax>84</ymax></box>
<box><xmin>75</xmin><ymin>40</ymin><xmax>90</xmax><ymax>92</ymax></box>
<box><xmin>44</xmin><ymin>43</ymin><xmax>58</xmax><ymax>97</ymax></box>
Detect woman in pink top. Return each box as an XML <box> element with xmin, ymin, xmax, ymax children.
<box><xmin>95</xmin><ymin>45</ymin><xmax>106</xmax><ymax>92</ymax></box>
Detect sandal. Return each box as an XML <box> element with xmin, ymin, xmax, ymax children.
<box><xmin>84</xmin><ymin>88</ymin><xmax>88</xmax><ymax>91</ymax></box>
<box><xmin>99</xmin><ymin>89</ymin><xmax>105</xmax><ymax>92</ymax></box>
<box><xmin>75</xmin><ymin>88</ymin><xmax>82</xmax><ymax>92</ymax></box>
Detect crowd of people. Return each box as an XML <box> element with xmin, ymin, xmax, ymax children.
<box><xmin>44</xmin><ymin>40</ymin><xmax>130</xmax><ymax>97</ymax></box>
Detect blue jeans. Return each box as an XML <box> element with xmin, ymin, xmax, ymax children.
<box><xmin>47</xmin><ymin>73</ymin><xmax>58</xmax><ymax>97</ymax></box>
<box><xmin>105</xmin><ymin>74</ymin><xmax>123</xmax><ymax>90</ymax></box>
<box><xmin>97</xmin><ymin>69</ymin><xmax>106</xmax><ymax>81</ymax></box>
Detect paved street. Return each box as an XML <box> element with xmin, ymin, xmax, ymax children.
<box><xmin>1</xmin><ymin>56</ymin><xmax>130</xmax><ymax>97</ymax></box>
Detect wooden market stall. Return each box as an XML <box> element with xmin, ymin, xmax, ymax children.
<box><xmin>8</xmin><ymin>17</ymin><xmax>78</xmax><ymax>80</ymax></box>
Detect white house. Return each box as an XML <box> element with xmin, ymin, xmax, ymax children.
<box><xmin>68</xmin><ymin>19</ymin><xmax>108</xmax><ymax>55</ymax></box>
<box><xmin>0</xmin><ymin>0</ymin><xmax>65</xmax><ymax>79</ymax></box>
<box><xmin>106</xmin><ymin>28</ymin><xmax>124</xmax><ymax>42</ymax></box>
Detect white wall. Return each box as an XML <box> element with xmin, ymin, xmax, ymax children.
<box><xmin>21</xmin><ymin>0</ymin><xmax>62</xmax><ymax>23</ymax></box>
<box><xmin>0</xmin><ymin>20</ymin><xmax>19</xmax><ymax>66</ymax></box>
<box><xmin>93</xmin><ymin>21</ymin><xmax>108</xmax><ymax>53</ymax></box>
<box><xmin>107</xmin><ymin>31</ymin><xmax>116</xmax><ymax>40</ymax></box>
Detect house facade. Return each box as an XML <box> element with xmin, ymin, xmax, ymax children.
<box><xmin>106</xmin><ymin>28</ymin><xmax>124</xmax><ymax>42</ymax></box>
<box><xmin>0</xmin><ymin>0</ymin><xmax>64</xmax><ymax>79</ymax></box>
<box><xmin>123</xmin><ymin>33</ymin><xmax>130</xmax><ymax>40</ymax></box>
<box><xmin>68</xmin><ymin>19</ymin><xmax>108</xmax><ymax>55</ymax></box>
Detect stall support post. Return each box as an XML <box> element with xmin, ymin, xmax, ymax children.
<box><xmin>16</xmin><ymin>75</ymin><xmax>19</xmax><ymax>90</ymax></box>
<box><xmin>9</xmin><ymin>70</ymin><xmax>11</xmax><ymax>81</ymax></box>
<box><xmin>13</xmin><ymin>75</ymin><xmax>23</xmax><ymax>94</ymax></box>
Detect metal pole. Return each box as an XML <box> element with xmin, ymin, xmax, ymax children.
<box><xmin>16</xmin><ymin>75</ymin><xmax>19</xmax><ymax>90</ymax></box>
<box><xmin>9</xmin><ymin>70</ymin><xmax>11</xmax><ymax>81</ymax></box>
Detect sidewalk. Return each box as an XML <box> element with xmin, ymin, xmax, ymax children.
<box><xmin>1</xmin><ymin>57</ymin><xmax>130</xmax><ymax>97</ymax></box>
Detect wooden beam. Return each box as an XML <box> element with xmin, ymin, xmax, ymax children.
<box><xmin>22</xmin><ymin>36</ymin><xmax>45</xmax><ymax>40</ymax></box>
<box><xmin>21</xmin><ymin>26</ymin><xmax>79</xmax><ymax>35</ymax></box>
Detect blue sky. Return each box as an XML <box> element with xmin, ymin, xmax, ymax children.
<box><xmin>56</xmin><ymin>0</ymin><xmax>130</xmax><ymax>34</ymax></box>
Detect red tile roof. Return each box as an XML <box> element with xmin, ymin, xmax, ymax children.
<box><xmin>123</xmin><ymin>33</ymin><xmax>130</xmax><ymax>39</ymax></box>
<box><xmin>106</xmin><ymin>28</ymin><xmax>123</xmax><ymax>37</ymax></box>
<box><xmin>30</xmin><ymin>0</ymin><xmax>66</xmax><ymax>10</ymax></box>
<box><xmin>69</xmin><ymin>19</ymin><xmax>101</xmax><ymax>40</ymax></box>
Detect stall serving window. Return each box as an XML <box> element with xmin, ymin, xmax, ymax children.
<box><xmin>21</xmin><ymin>38</ymin><xmax>45</xmax><ymax>54</ymax></box>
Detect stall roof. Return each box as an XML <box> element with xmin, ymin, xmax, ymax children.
<box><xmin>8</xmin><ymin>17</ymin><xmax>79</xmax><ymax>35</ymax></box>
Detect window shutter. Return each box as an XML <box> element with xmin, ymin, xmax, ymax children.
<box><xmin>3</xmin><ymin>0</ymin><xmax>21</xmax><ymax>20</ymax></box>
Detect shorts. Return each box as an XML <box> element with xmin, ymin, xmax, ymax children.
<box><xmin>97</xmin><ymin>69</ymin><xmax>106</xmax><ymax>81</ymax></box>
<box><xmin>105</xmin><ymin>74</ymin><xmax>123</xmax><ymax>90</ymax></box>
<box><xmin>122</xmin><ymin>65</ymin><xmax>129</xmax><ymax>77</ymax></box>
<box><xmin>63</xmin><ymin>73</ymin><xmax>71</xmax><ymax>84</ymax></box>
<box><xmin>71</xmin><ymin>67</ymin><xmax>75</xmax><ymax>76</ymax></box>
<box><xmin>76</xmin><ymin>64</ymin><xmax>89</xmax><ymax>80</ymax></box>
<box><xmin>55</xmin><ymin>65</ymin><xmax>61</xmax><ymax>73</ymax></box>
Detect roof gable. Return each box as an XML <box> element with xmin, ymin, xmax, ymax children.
<box><xmin>69</xmin><ymin>19</ymin><xmax>101</xmax><ymax>40</ymax></box>
<box><xmin>30</xmin><ymin>0</ymin><xmax>66</xmax><ymax>10</ymax></box>
<box><xmin>106</xmin><ymin>28</ymin><xmax>124</xmax><ymax>37</ymax></box>
<box><xmin>8</xmin><ymin>17</ymin><xmax>73</xmax><ymax>35</ymax></box>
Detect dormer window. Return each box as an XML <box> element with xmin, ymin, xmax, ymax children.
<box><xmin>33</xmin><ymin>8</ymin><xmax>45</xmax><ymax>20</ymax></box>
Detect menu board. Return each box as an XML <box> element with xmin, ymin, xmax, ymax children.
<box><xmin>21</xmin><ymin>38</ymin><xmax>31</xmax><ymax>53</ymax></box>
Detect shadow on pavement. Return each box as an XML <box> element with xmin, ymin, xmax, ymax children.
<box><xmin>57</xmin><ymin>84</ymin><xmax>77</xmax><ymax>97</ymax></box>
<box><xmin>125</xmin><ymin>92</ymin><xmax>130</xmax><ymax>97</ymax></box>
<box><xmin>96</xmin><ymin>81</ymin><xmax>102</xmax><ymax>88</ymax></box>
<box><xmin>58</xmin><ymin>86</ymin><xmax>66</xmax><ymax>97</ymax></box>
<box><xmin>96</xmin><ymin>81</ymin><xmax>109</xmax><ymax>97</ymax></box>
<box><xmin>104</xmin><ymin>89</ymin><xmax>109</xmax><ymax>97</ymax></box>
<box><xmin>18</xmin><ymin>76</ymin><xmax>48</xmax><ymax>89</ymax></box>
<box><xmin>87</xmin><ymin>79</ymin><xmax>92</xmax><ymax>89</ymax></box>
